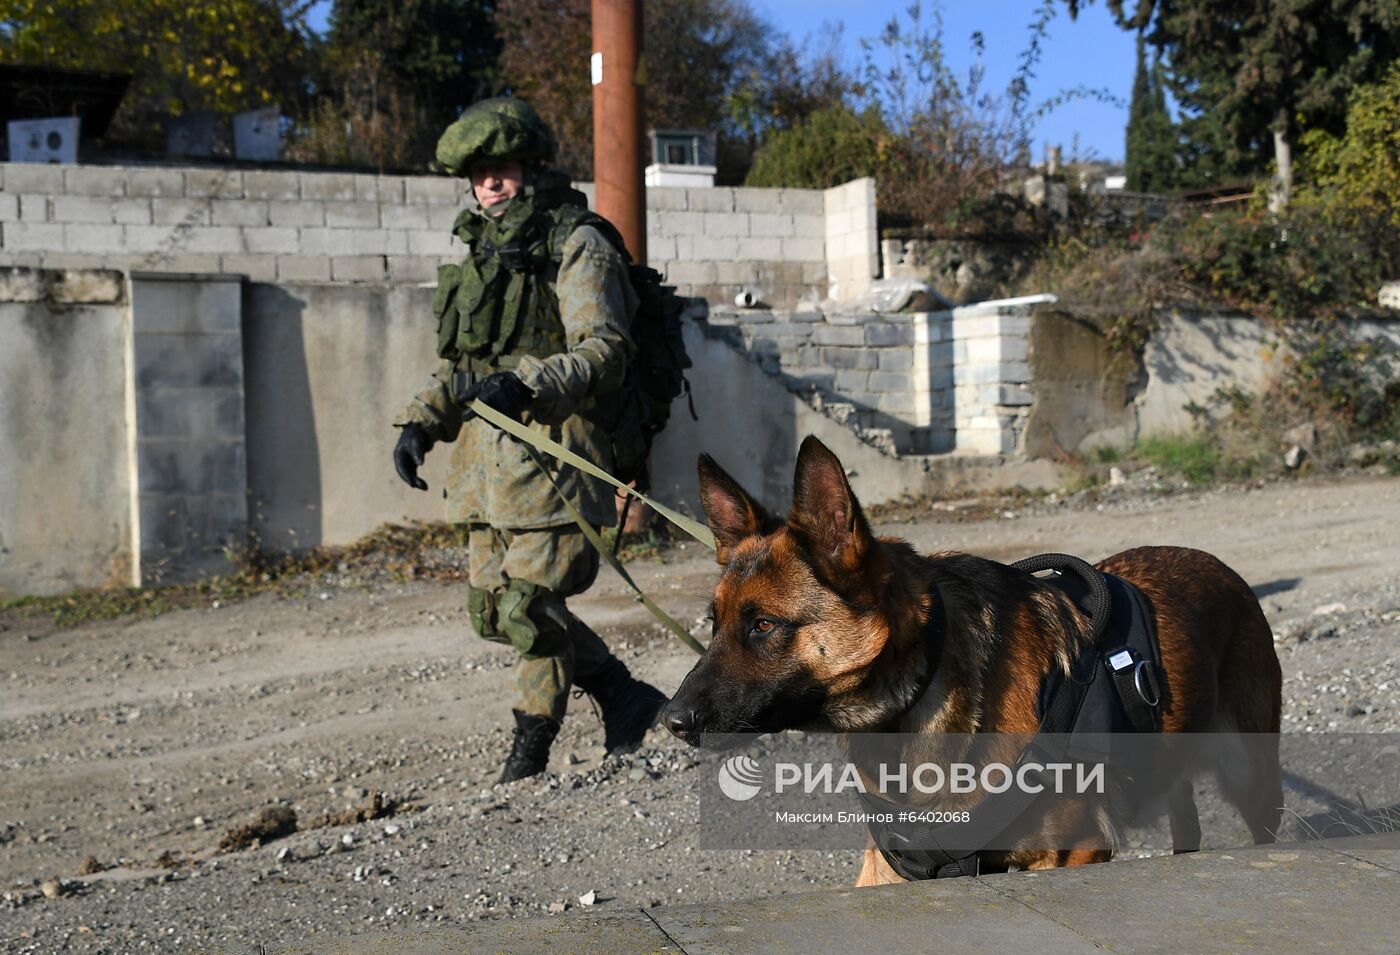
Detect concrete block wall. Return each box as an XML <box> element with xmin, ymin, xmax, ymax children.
<box><xmin>0</xmin><ymin>163</ymin><xmax>873</xmax><ymax>308</ymax></box>
<box><xmin>129</xmin><ymin>275</ymin><xmax>249</xmax><ymax>583</ymax></box>
<box><xmin>947</xmin><ymin>298</ymin><xmax>1042</xmax><ymax>454</ymax></box>
<box><xmin>824</xmin><ymin>178</ymin><xmax>879</xmax><ymax>302</ymax></box>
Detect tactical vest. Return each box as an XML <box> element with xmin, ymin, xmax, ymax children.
<box><xmin>433</xmin><ymin>174</ymin><xmax>624</xmax><ymax>374</ymax></box>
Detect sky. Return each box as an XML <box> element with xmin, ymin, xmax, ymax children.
<box><xmin>306</xmin><ymin>0</ymin><xmax>1136</xmax><ymax>163</ymax></box>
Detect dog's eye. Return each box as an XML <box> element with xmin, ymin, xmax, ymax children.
<box><xmin>751</xmin><ymin>618</ymin><xmax>776</xmax><ymax>636</ymax></box>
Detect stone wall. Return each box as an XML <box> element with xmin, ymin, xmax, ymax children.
<box><xmin>824</xmin><ymin>178</ymin><xmax>879</xmax><ymax>302</ymax></box>
<box><xmin>0</xmin><ymin>162</ymin><xmax>865</xmax><ymax>308</ymax></box>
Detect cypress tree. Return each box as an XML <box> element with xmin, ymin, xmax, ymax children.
<box><xmin>1124</xmin><ymin>35</ymin><xmax>1177</xmax><ymax>192</ymax></box>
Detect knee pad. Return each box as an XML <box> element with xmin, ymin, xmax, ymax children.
<box><xmin>497</xmin><ymin>579</ymin><xmax>572</xmax><ymax>658</ymax></box>
<box><xmin>467</xmin><ymin>586</ymin><xmax>502</xmax><ymax>643</ymax></box>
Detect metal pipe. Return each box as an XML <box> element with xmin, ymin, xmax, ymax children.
<box><xmin>591</xmin><ymin>0</ymin><xmax>646</xmax><ymax>264</ymax></box>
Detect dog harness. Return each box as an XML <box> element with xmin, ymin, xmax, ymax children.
<box><xmin>862</xmin><ymin>553</ymin><xmax>1165</xmax><ymax>880</ymax></box>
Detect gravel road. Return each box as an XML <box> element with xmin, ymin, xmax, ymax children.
<box><xmin>3</xmin><ymin>473</ymin><xmax>1398</xmax><ymax>953</ymax></box>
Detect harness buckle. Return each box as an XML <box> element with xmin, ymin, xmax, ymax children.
<box><xmin>496</xmin><ymin>241</ymin><xmax>533</xmax><ymax>273</ymax></box>
<box><xmin>1133</xmin><ymin>659</ymin><xmax>1161</xmax><ymax>707</ymax></box>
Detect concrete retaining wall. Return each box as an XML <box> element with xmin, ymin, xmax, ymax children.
<box><xmin>0</xmin><ymin>162</ymin><xmax>870</xmax><ymax>309</ymax></box>
<box><xmin>0</xmin><ymin>270</ymin><xmax>133</xmax><ymax>596</ymax></box>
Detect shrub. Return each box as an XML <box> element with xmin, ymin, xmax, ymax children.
<box><xmin>744</xmin><ymin>107</ymin><xmax>886</xmax><ymax>190</ymax></box>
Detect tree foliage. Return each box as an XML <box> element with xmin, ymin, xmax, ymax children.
<box><xmin>1066</xmin><ymin>0</ymin><xmax>1400</xmax><ymax>195</ymax></box>
<box><xmin>1124</xmin><ymin>34</ymin><xmax>1176</xmax><ymax>192</ymax></box>
<box><xmin>0</xmin><ymin>0</ymin><xmax>313</xmax><ymax>149</ymax></box>
<box><xmin>744</xmin><ymin>106</ymin><xmax>887</xmax><ymax>190</ymax></box>
<box><xmin>494</xmin><ymin>0</ymin><xmax>844</xmax><ymax>181</ymax></box>
<box><xmin>290</xmin><ymin>0</ymin><xmax>499</xmax><ymax>171</ymax></box>
<box><xmin>1302</xmin><ymin>63</ymin><xmax>1400</xmax><ymax>227</ymax></box>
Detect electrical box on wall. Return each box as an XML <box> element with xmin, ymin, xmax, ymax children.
<box><xmin>7</xmin><ymin>116</ymin><xmax>80</xmax><ymax>164</ymax></box>
<box><xmin>233</xmin><ymin>106</ymin><xmax>281</xmax><ymax>161</ymax></box>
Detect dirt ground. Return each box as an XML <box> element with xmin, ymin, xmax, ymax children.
<box><xmin>3</xmin><ymin>472</ymin><xmax>1399</xmax><ymax>953</ymax></box>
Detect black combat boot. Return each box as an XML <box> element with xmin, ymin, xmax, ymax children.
<box><xmin>574</xmin><ymin>656</ymin><xmax>669</xmax><ymax>755</ymax></box>
<box><xmin>497</xmin><ymin>709</ymin><xmax>561</xmax><ymax>783</ymax></box>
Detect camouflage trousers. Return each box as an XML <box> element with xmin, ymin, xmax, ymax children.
<box><xmin>464</xmin><ymin>523</ymin><xmax>612</xmax><ymax>722</ymax></box>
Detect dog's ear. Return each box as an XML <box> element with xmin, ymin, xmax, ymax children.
<box><xmin>788</xmin><ymin>435</ymin><xmax>875</xmax><ymax>583</ymax></box>
<box><xmin>698</xmin><ymin>453</ymin><xmax>772</xmax><ymax>564</ymax></box>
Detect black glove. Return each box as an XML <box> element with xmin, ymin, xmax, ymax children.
<box><xmin>461</xmin><ymin>371</ymin><xmax>534</xmax><ymax>422</ymax></box>
<box><xmin>393</xmin><ymin>423</ymin><xmax>434</xmax><ymax>491</ymax></box>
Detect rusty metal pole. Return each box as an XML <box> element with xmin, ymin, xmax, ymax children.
<box><xmin>591</xmin><ymin>0</ymin><xmax>646</xmax><ymax>265</ymax></box>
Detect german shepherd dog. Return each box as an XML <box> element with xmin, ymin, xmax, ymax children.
<box><xmin>663</xmin><ymin>436</ymin><xmax>1283</xmax><ymax>884</ymax></box>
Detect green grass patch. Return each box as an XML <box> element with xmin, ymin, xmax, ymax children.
<box><xmin>1137</xmin><ymin>434</ymin><xmax>1223</xmax><ymax>484</ymax></box>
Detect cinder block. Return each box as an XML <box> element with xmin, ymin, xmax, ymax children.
<box><xmin>404</xmin><ymin>177</ymin><xmax>459</xmax><ymax>204</ymax></box>
<box><xmin>736</xmin><ymin>237</ymin><xmax>781</xmax><ymax>260</ymax></box>
<box><xmin>646</xmin><ymin>235</ymin><xmax>677</xmax><ymax>262</ymax></box>
<box><xmin>730</xmin><ymin>187</ymin><xmax>784</xmax><ymax>214</ymax></box>
<box><xmin>152</xmin><ymin>199</ymin><xmax>211</xmax><ymax>226</ymax></box>
<box><xmin>241</xmin><ymin>227</ymin><xmax>300</xmax><ymax>255</ymax></box>
<box><xmin>834</xmin><ymin>369</ymin><xmax>871</xmax><ymax>392</ymax></box>
<box><xmin>210</xmin><ymin>199</ymin><xmax>269</xmax><ymax>227</ymax></box>
<box><xmin>135</xmin><ymin>389</ymin><xmax>245</xmax><ymax>439</ymax></box>
<box><xmin>869</xmin><ymin>371</ymin><xmax>911</xmax><ymax>392</ymax></box>
<box><xmin>64</xmin><ymin>166</ymin><xmax>124</xmax><ymax>196</ymax></box>
<box><xmin>780</xmin><ymin>189</ymin><xmax>825</xmax><ymax>215</ymax></box>
<box><xmin>300</xmin><ymin>173</ymin><xmax>356</xmax><ymax>201</ymax></box>
<box><xmin>269</xmin><ymin>201</ymin><xmax>324</xmax><ymax>227</ymax></box>
<box><xmin>123</xmin><ymin>225</ymin><xmax>173</xmax><ymax>253</ymax></box>
<box><xmin>331</xmin><ymin>255</ymin><xmax>387</xmax><ymax>282</ymax></box>
<box><xmin>686</xmin><ymin>187</ymin><xmax>735</xmax><ymax>212</ymax></box>
<box><xmin>125</xmin><ymin>168</ymin><xmax>184</xmax><ymax>198</ymax></box>
<box><xmin>801</xmin><ymin>262</ymin><xmax>827</xmax><ymax>285</ymax></box>
<box><xmin>714</xmin><ymin>261</ymin><xmax>761</xmax><ymax>284</ymax></box>
<box><xmin>792</xmin><ymin>214</ymin><xmax>824</xmax><ymax>238</ymax></box>
<box><xmin>277</xmin><ymin>255</ymin><xmax>331</xmax><ymax>281</ymax></box>
<box><xmin>866</xmin><ymin>324</ymin><xmax>914</xmax><ymax>346</ymax></box>
<box><xmin>878</xmin><ymin>349</ymin><xmax>914</xmax><ymax>371</ymax></box>
<box><xmin>182</xmin><ymin>227</ymin><xmax>244</xmax><ymax>254</ymax></box>
<box><xmin>160</xmin><ymin>253</ymin><xmax>222</xmax><ymax>272</ymax></box>
<box><xmin>298</xmin><ymin>228</ymin><xmax>357</xmax><ymax>257</ymax></box>
<box><xmin>136</xmin><ymin>440</ymin><xmax>246</xmax><ymax>496</ymax></box>
<box><xmin>655</xmin><ymin>210</ymin><xmax>705</xmax><ymax>235</ymax></box>
<box><xmin>748</xmin><ymin>213</ymin><xmax>796</xmax><ymax>238</ymax></box>
<box><xmin>219</xmin><ymin>254</ymin><xmax>277</xmax><ymax>281</ymax></box>
<box><xmin>64</xmin><ymin>223</ymin><xmax>124</xmax><ymax>254</ymax></box>
<box><xmin>356</xmin><ymin>175</ymin><xmax>402</xmax><ymax>203</ymax></box>
<box><xmin>382</xmin><ymin>203</ymin><xmax>433</xmax><ymax>229</ymax></box>
<box><xmin>811</xmin><ymin>324</ymin><xmax>864</xmax><ymax>346</ymax></box>
<box><xmin>183</xmin><ymin>169</ymin><xmax>243</xmax><ymax>198</ymax></box>
<box><xmin>113</xmin><ymin>199</ymin><xmax>152</xmax><ymax>225</ymax></box>
<box><xmin>242</xmin><ymin>171</ymin><xmax>300</xmax><ymax>201</ymax></box>
<box><xmin>821</xmin><ymin>347</ymin><xmax>877</xmax><ymax>370</ymax></box>
<box><xmin>18</xmin><ymin>194</ymin><xmax>49</xmax><ymax>222</ymax></box>
<box><xmin>782</xmin><ymin>237</ymin><xmax>824</xmax><ymax>261</ymax></box>
<box><xmin>703</xmin><ymin>211</ymin><xmax>749</xmax><ymax>237</ymax></box>
<box><xmin>662</xmin><ymin>260</ymin><xmax>717</xmax><ymax>284</ymax></box>
<box><xmin>51</xmin><ymin>195</ymin><xmax>115</xmax><ymax>223</ymax></box>
<box><xmin>0</xmin><ymin>192</ymin><xmax>22</xmax><ymax>221</ymax></box>
<box><xmin>692</xmin><ymin>235</ymin><xmax>739</xmax><ymax>262</ymax></box>
<box><xmin>324</xmin><ymin>201</ymin><xmax>381</xmax><ymax>228</ymax></box>
<box><xmin>673</xmin><ymin>233</ymin><xmax>694</xmax><ymax>261</ymax></box>
<box><xmin>645</xmin><ymin>187</ymin><xmax>688</xmax><ymax>211</ymax></box>
<box><xmin>407</xmin><ymin>231</ymin><xmax>455</xmax><ymax>257</ymax></box>
<box><xmin>878</xmin><ymin>391</ymin><xmax>914</xmax><ymax>415</ymax></box>
<box><xmin>34</xmin><ymin>253</ymin><xmax>102</xmax><ymax>270</ymax></box>
<box><xmin>387</xmin><ymin>256</ymin><xmax>439</xmax><ymax>283</ymax></box>
<box><xmin>4</xmin><ymin>164</ymin><xmax>65</xmax><ymax>194</ymax></box>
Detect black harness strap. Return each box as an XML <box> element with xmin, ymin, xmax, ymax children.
<box><xmin>865</xmin><ymin>553</ymin><xmax>1166</xmax><ymax>881</ymax></box>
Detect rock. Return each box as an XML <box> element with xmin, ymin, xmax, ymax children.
<box><xmin>1313</xmin><ymin>602</ymin><xmax>1347</xmax><ymax>616</ymax></box>
<box><xmin>219</xmin><ymin>805</ymin><xmax>297</xmax><ymax>852</ymax></box>
<box><xmin>548</xmin><ymin>901</ymin><xmax>567</xmax><ymax>914</ymax></box>
<box><xmin>76</xmin><ymin>856</ymin><xmax>102</xmax><ymax>876</ymax></box>
<box><xmin>1284</xmin><ymin>445</ymin><xmax>1307</xmax><ymax>469</ymax></box>
<box><xmin>1282</xmin><ymin>422</ymin><xmax>1317</xmax><ymax>452</ymax></box>
<box><xmin>578</xmin><ymin>889</ymin><xmax>597</xmax><ymax>907</ymax></box>
<box><xmin>1379</xmin><ymin>280</ymin><xmax>1400</xmax><ymax>310</ymax></box>
<box><xmin>40</xmin><ymin>878</ymin><xmax>66</xmax><ymax>899</ymax></box>
<box><xmin>1108</xmin><ymin>466</ymin><xmax>1126</xmax><ymax>487</ymax></box>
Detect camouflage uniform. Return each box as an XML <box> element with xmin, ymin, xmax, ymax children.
<box><xmin>394</xmin><ymin>104</ymin><xmax>640</xmax><ymax>724</ymax></box>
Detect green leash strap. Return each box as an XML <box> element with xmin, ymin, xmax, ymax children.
<box><xmin>470</xmin><ymin>400</ymin><xmax>716</xmax><ymax>550</ymax></box>
<box><xmin>517</xmin><ymin>441</ymin><xmax>705</xmax><ymax>655</ymax></box>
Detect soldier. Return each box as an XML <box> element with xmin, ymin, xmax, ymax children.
<box><xmin>392</xmin><ymin>97</ymin><xmax>667</xmax><ymax>783</ymax></box>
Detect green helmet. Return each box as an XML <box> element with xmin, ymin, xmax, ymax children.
<box><xmin>435</xmin><ymin>97</ymin><xmax>558</xmax><ymax>176</ymax></box>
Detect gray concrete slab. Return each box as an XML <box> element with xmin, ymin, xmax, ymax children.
<box><xmin>1314</xmin><ymin>831</ymin><xmax>1400</xmax><ymax>874</ymax></box>
<box><xmin>267</xmin><ymin>910</ymin><xmax>678</xmax><ymax>955</ymax></box>
<box><xmin>983</xmin><ymin>840</ymin><xmax>1400</xmax><ymax>954</ymax></box>
<box><xmin>649</xmin><ymin>877</ymin><xmax>1103</xmax><ymax>954</ymax></box>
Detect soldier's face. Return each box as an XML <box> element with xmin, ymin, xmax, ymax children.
<box><xmin>470</xmin><ymin>162</ymin><xmax>524</xmax><ymax>213</ymax></box>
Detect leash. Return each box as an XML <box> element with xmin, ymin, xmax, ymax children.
<box><xmin>470</xmin><ymin>400</ymin><xmax>708</xmax><ymax>655</ymax></box>
<box><xmin>470</xmin><ymin>401</ymin><xmax>715</xmax><ymax>549</ymax></box>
